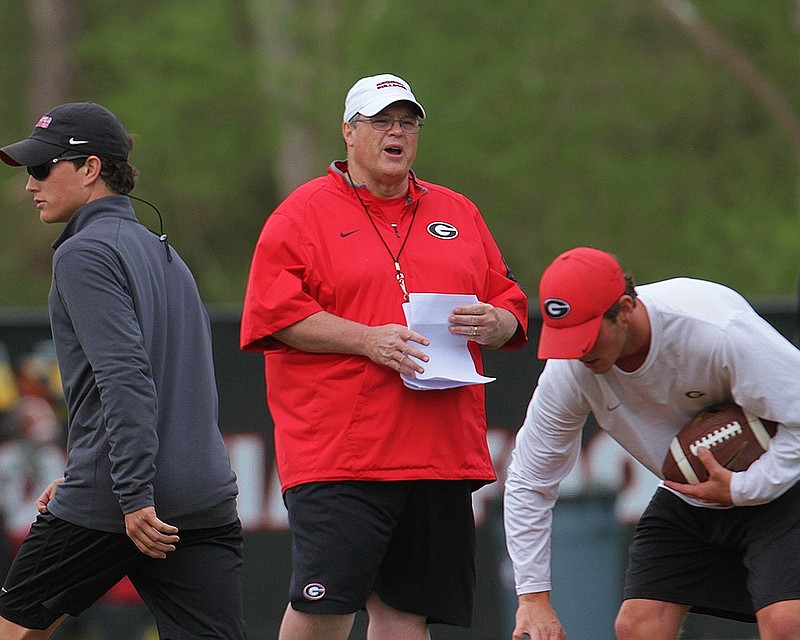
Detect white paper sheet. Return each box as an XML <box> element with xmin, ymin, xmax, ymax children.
<box><xmin>400</xmin><ymin>293</ymin><xmax>495</xmax><ymax>390</ymax></box>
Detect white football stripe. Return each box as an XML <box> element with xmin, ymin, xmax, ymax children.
<box><xmin>670</xmin><ymin>438</ymin><xmax>700</xmax><ymax>484</ymax></box>
<box><xmin>744</xmin><ymin>409</ymin><xmax>772</xmax><ymax>451</ymax></box>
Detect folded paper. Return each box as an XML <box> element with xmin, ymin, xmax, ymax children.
<box><xmin>401</xmin><ymin>293</ymin><xmax>495</xmax><ymax>390</ymax></box>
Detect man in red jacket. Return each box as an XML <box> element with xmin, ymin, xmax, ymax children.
<box><xmin>241</xmin><ymin>73</ymin><xmax>528</xmax><ymax>640</ymax></box>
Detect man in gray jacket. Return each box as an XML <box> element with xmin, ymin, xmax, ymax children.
<box><xmin>0</xmin><ymin>102</ymin><xmax>246</xmax><ymax>640</ymax></box>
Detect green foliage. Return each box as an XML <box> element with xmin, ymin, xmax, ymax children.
<box><xmin>76</xmin><ymin>0</ymin><xmax>272</xmax><ymax>299</ymax></box>
<box><xmin>0</xmin><ymin>0</ymin><xmax>797</xmax><ymax>306</ymax></box>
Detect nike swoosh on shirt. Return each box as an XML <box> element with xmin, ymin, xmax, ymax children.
<box><xmin>340</xmin><ymin>229</ymin><xmax>360</xmax><ymax>238</ymax></box>
<box><xmin>69</xmin><ymin>137</ymin><xmax>90</xmax><ymax>145</ymax></box>
<box><xmin>606</xmin><ymin>402</ymin><xmax>621</xmax><ymax>411</ymax></box>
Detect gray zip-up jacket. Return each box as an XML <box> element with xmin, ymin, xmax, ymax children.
<box><xmin>46</xmin><ymin>195</ymin><xmax>238</xmax><ymax>533</ymax></box>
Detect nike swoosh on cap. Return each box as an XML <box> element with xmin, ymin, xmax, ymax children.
<box><xmin>69</xmin><ymin>137</ymin><xmax>90</xmax><ymax>145</ymax></box>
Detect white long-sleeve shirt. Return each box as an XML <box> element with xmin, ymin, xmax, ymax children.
<box><xmin>504</xmin><ymin>278</ymin><xmax>800</xmax><ymax>595</ymax></box>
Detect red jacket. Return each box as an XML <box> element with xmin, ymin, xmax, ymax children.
<box><xmin>241</xmin><ymin>162</ymin><xmax>528</xmax><ymax>491</ymax></box>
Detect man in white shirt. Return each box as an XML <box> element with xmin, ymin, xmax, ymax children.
<box><xmin>504</xmin><ymin>247</ymin><xmax>800</xmax><ymax>640</ymax></box>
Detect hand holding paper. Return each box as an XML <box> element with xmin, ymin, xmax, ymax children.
<box><xmin>401</xmin><ymin>293</ymin><xmax>496</xmax><ymax>390</ymax></box>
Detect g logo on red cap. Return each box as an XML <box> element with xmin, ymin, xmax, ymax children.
<box><xmin>544</xmin><ymin>298</ymin><xmax>570</xmax><ymax>320</ymax></box>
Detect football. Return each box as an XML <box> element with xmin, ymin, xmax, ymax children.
<box><xmin>662</xmin><ymin>402</ymin><xmax>778</xmax><ymax>484</ymax></box>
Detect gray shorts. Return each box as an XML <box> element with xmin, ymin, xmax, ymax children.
<box><xmin>623</xmin><ymin>483</ymin><xmax>800</xmax><ymax>622</ymax></box>
<box><xmin>283</xmin><ymin>480</ymin><xmax>476</xmax><ymax>627</ymax></box>
<box><xmin>0</xmin><ymin>512</ymin><xmax>246</xmax><ymax>639</ymax></box>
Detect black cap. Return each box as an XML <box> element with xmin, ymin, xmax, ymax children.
<box><xmin>0</xmin><ymin>102</ymin><xmax>131</xmax><ymax>167</ymax></box>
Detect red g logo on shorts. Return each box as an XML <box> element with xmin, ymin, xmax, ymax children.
<box><xmin>302</xmin><ymin>583</ymin><xmax>326</xmax><ymax>600</ymax></box>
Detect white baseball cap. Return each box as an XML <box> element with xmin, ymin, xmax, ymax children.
<box><xmin>343</xmin><ymin>73</ymin><xmax>426</xmax><ymax>123</ymax></box>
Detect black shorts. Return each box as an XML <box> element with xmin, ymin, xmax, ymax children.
<box><xmin>623</xmin><ymin>484</ymin><xmax>800</xmax><ymax>622</ymax></box>
<box><xmin>0</xmin><ymin>512</ymin><xmax>246</xmax><ymax>639</ymax></box>
<box><xmin>283</xmin><ymin>480</ymin><xmax>476</xmax><ymax>627</ymax></box>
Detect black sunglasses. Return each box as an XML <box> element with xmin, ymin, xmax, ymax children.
<box><xmin>27</xmin><ymin>155</ymin><xmax>90</xmax><ymax>181</ymax></box>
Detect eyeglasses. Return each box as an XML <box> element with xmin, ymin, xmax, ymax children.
<box><xmin>27</xmin><ymin>155</ymin><xmax>90</xmax><ymax>181</ymax></box>
<box><xmin>352</xmin><ymin>116</ymin><xmax>423</xmax><ymax>134</ymax></box>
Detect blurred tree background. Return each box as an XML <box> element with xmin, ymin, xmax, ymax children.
<box><xmin>0</xmin><ymin>0</ymin><xmax>798</xmax><ymax>308</ymax></box>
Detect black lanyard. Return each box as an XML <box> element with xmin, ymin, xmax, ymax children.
<box><xmin>347</xmin><ymin>172</ymin><xmax>419</xmax><ymax>301</ymax></box>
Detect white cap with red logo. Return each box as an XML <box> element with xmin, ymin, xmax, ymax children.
<box><xmin>343</xmin><ymin>73</ymin><xmax>426</xmax><ymax>123</ymax></box>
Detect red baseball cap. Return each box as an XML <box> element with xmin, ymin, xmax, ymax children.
<box><xmin>537</xmin><ymin>247</ymin><xmax>626</xmax><ymax>360</ymax></box>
